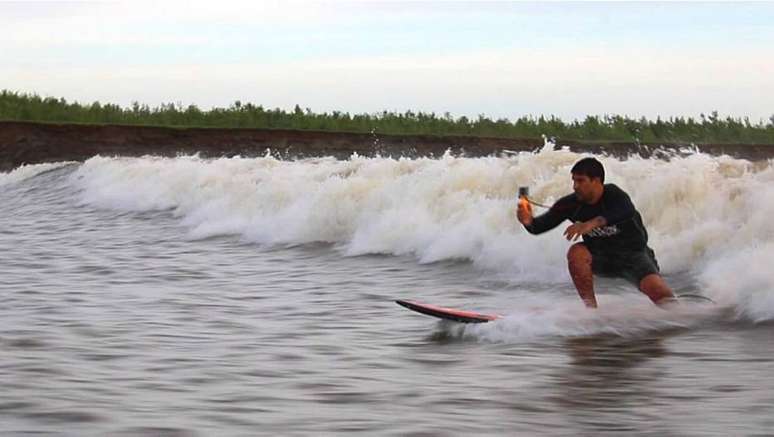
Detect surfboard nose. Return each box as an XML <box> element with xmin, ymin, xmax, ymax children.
<box><xmin>396</xmin><ymin>299</ymin><xmax>499</xmax><ymax>323</ymax></box>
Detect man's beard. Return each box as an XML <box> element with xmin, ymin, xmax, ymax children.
<box><xmin>575</xmin><ymin>191</ymin><xmax>591</xmax><ymax>204</ymax></box>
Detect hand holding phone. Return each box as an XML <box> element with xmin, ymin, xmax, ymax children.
<box><xmin>517</xmin><ymin>186</ymin><xmax>533</xmax><ymax>225</ymax></box>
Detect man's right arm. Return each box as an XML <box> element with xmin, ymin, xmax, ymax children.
<box><xmin>522</xmin><ymin>196</ymin><xmax>573</xmax><ymax>235</ymax></box>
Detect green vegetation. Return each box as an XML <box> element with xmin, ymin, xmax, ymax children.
<box><xmin>2</xmin><ymin>90</ymin><xmax>773</xmax><ymax>144</ymax></box>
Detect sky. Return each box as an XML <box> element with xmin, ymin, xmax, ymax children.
<box><xmin>2</xmin><ymin>1</ymin><xmax>773</xmax><ymax>122</ymax></box>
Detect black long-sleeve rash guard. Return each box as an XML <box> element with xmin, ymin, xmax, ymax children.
<box><xmin>524</xmin><ymin>183</ymin><xmax>649</xmax><ymax>254</ymax></box>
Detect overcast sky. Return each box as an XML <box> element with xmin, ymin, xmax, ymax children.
<box><xmin>2</xmin><ymin>1</ymin><xmax>773</xmax><ymax>121</ymax></box>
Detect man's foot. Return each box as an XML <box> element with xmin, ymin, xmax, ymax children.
<box><xmin>639</xmin><ymin>274</ymin><xmax>676</xmax><ymax>306</ymax></box>
<box><xmin>655</xmin><ymin>296</ymin><xmax>680</xmax><ymax>309</ymax></box>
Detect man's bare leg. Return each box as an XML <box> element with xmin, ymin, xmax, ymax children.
<box><xmin>639</xmin><ymin>274</ymin><xmax>676</xmax><ymax>307</ymax></box>
<box><xmin>567</xmin><ymin>243</ymin><xmax>597</xmax><ymax>308</ymax></box>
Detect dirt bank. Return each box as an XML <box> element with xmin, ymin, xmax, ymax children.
<box><xmin>1</xmin><ymin>121</ymin><xmax>772</xmax><ymax>172</ymax></box>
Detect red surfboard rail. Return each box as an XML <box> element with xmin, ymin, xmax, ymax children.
<box><xmin>396</xmin><ymin>299</ymin><xmax>500</xmax><ymax>323</ymax></box>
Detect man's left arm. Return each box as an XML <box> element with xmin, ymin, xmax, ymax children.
<box><xmin>564</xmin><ymin>216</ymin><xmax>606</xmax><ymax>241</ymax></box>
<box><xmin>563</xmin><ymin>185</ymin><xmax>635</xmax><ymax>241</ymax></box>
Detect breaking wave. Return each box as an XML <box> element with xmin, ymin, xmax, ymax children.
<box><xmin>63</xmin><ymin>145</ymin><xmax>774</xmax><ymax>327</ymax></box>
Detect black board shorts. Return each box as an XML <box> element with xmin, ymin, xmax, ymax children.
<box><xmin>589</xmin><ymin>246</ymin><xmax>660</xmax><ymax>285</ymax></box>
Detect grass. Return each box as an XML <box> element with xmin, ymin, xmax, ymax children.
<box><xmin>2</xmin><ymin>90</ymin><xmax>773</xmax><ymax>145</ymax></box>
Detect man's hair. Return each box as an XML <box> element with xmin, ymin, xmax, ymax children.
<box><xmin>571</xmin><ymin>157</ymin><xmax>605</xmax><ymax>183</ymax></box>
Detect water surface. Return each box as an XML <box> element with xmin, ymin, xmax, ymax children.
<box><xmin>2</xmin><ymin>150</ymin><xmax>773</xmax><ymax>436</ymax></box>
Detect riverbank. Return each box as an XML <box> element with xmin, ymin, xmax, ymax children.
<box><xmin>1</xmin><ymin>120</ymin><xmax>772</xmax><ymax>172</ymax></box>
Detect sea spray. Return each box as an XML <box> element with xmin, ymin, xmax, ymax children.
<box><xmin>439</xmin><ymin>293</ymin><xmax>720</xmax><ymax>343</ymax></box>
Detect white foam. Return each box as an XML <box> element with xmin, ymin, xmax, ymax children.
<box><xmin>68</xmin><ymin>147</ymin><xmax>774</xmax><ymax>325</ymax></box>
<box><xmin>0</xmin><ymin>162</ymin><xmax>73</xmax><ymax>187</ymax></box>
<box><xmin>440</xmin><ymin>293</ymin><xmax>717</xmax><ymax>343</ymax></box>
<box><xmin>699</xmin><ymin>242</ymin><xmax>774</xmax><ymax>323</ymax></box>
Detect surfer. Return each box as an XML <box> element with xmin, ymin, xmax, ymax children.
<box><xmin>516</xmin><ymin>157</ymin><xmax>675</xmax><ymax>308</ymax></box>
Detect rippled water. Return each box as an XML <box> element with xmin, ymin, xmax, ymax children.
<box><xmin>2</xmin><ymin>153</ymin><xmax>774</xmax><ymax>436</ymax></box>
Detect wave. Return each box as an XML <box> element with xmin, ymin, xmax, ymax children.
<box><xmin>65</xmin><ymin>146</ymin><xmax>774</xmax><ymax>324</ymax></box>
<box><xmin>0</xmin><ymin>162</ymin><xmax>74</xmax><ymax>187</ymax></box>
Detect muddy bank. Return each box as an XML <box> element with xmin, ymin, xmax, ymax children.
<box><xmin>1</xmin><ymin>121</ymin><xmax>772</xmax><ymax>172</ymax></box>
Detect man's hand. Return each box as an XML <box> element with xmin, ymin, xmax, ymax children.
<box><xmin>517</xmin><ymin>199</ymin><xmax>533</xmax><ymax>226</ymax></box>
<box><xmin>564</xmin><ymin>216</ymin><xmax>607</xmax><ymax>241</ymax></box>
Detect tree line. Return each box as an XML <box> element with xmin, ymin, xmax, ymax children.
<box><xmin>2</xmin><ymin>90</ymin><xmax>773</xmax><ymax>144</ymax></box>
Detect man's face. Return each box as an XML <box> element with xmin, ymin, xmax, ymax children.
<box><xmin>572</xmin><ymin>173</ymin><xmax>601</xmax><ymax>203</ymax></box>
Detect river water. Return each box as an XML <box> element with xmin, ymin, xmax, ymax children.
<box><xmin>2</xmin><ymin>146</ymin><xmax>773</xmax><ymax>436</ymax></box>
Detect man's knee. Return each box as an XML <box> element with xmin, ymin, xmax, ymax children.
<box><xmin>567</xmin><ymin>243</ymin><xmax>591</xmax><ymax>263</ymax></box>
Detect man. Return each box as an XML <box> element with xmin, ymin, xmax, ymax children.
<box><xmin>516</xmin><ymin>157</ymin><xmax>675</xmax><ymax>308</ymax></box>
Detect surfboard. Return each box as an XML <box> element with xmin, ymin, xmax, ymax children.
<box><xmin>676</xmin><ymin>293</ymin><xmax>715</xmax><ymax>304</ymax></box>
<box><xmin>395</xmin><ymin>299</ymin><xmax>500</xmax><ymax>323</ymax></box>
